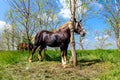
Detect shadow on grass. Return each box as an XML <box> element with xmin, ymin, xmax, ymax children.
<box><xmin>32</xmin><ymin>53</ymin><xmax>61</xmax><ymax>62</ymax></box>
<box><xmin>31</xmin><ymin>51</ymin><xmax>101</xmax><ymax>67</ymax></box>
<box><xmin>44</xmin><ymin>54</ymin><xmax>61</xmax><ymax>62</ymax></box>
<box><xmin>78</xmin><ymin>59</ymin><xmax>101</xmax><ymax>66</ymax></box>
<box><xmin>32</xmin><ymin>54</ymin><xmax>101</xmax><ymax>66</ymax></box>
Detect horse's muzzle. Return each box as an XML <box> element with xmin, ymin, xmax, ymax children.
<box><xmin>80</xmin><ymin>32</ymin><xmax>86</xmax><ymax>37</ymax></box>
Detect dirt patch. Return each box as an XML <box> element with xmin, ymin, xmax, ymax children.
<box><xmin>0</xmin><ymin>61</ymin><xmax>112</xmax><ymax>80</ymax></box>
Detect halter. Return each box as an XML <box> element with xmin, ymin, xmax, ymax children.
<box><xmin>75</xmin><ymin>22</ymin><xmax>79</xmax><ymax>30</ymax></box>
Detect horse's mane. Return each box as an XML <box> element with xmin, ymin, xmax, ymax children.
<box><xmin>54</xmin><ymin>21</ymin><xmax>72</xmax><ymax>32</ymax></box>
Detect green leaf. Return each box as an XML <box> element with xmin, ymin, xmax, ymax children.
<box><xmin>118</xmin><ymin>23</ymin><xmax>120</xmax><ymax>27</ymax></box>
<box><xmin>83</xmin><ymin>4</ymin><xmax>87</xmax><ymax>8</ymax></box>
<box><xmin>105</xmin><ymin>43</ymin><xmax>113</xmax><ymax>47</ymax></box>
<box><xmin>65</xmin><ymin>0</ymin><xmax>69</xmax><ymax>4</ymax></box>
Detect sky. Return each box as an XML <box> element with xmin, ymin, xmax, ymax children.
<box><xmin>0</xmin><ymin>0</ymin><xmax>117</xmax><ymax>49</ymax></box>
<box><xmin>0</xmin><ymin>0</ymin><xmax>9</xmax><ymax>30</ymax></box>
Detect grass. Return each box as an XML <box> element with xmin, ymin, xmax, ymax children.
<box><xmin>76</xmin><ymin>49</ymin><xmax>120</xmax><ymax>63</ymax></box>
<box><xmin>0</xmin><ymin>49</ymin><xmax>120</xmax><ymax>80</ymax></box>
<box><xmin>0</xmin><ymin>51</ymin><xmax>29</xmax><ymax>66</ymax></box>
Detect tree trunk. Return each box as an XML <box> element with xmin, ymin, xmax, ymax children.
<box><xmin>116</xmin><ymin>38</ymin><xmax>120</xmax><ymax>50</ymax></box>
<box><xmin>11</xmin><ymin>25</ymin><xmax>15</xmax><ymax>50</ymax></box>
<box><xmin>7</xmin><ymin>38</ymin><xmax>10</xmax><ymax>50</ymax></box>
<box><xmin>70</xmin><ymin>0</ymin><xmax>77</xmax><ymax>66</ymax></box>
<box><xmin>115</xmin><ymin>21</ymin><xmax>120</xmax><ymax>50</ymax></box>
<box><xmin>80</xmin><ymin>37</ymin><xmax>84</xmax><ymax>50</ymax></box>
<box><xmin>115</xmin><ymin>31</ymin><xmax>120</xmax><ymax>50</ymax></box>
<box><xmin>80</xmin><ymin>42</ymin><xmax>84</xmax><ymax>50</ymax></box>
<box><xmin>26</xmin><ymin>0</ymin><xmax>31</xmax><ymax>52</ymax></box>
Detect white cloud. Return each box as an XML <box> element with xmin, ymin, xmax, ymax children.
<box><xmin>81</xmin><ymin>39</ymin><xmax>89</xmax><ymax>43</ymax></box>
<box><xmin>95</xmin><ymin>35</ymin><xmax>110</xmax><ymax>41</ymax></box>
<box><xmin>59</xmin><ymin>8</ymin><xmax>71</xmax><ymax>19</ymax></box>
<box><xmin>0</xmin><ymin>20</ymin><xmax>6</xmax><ymax>30</ymax></box>
<box><xmin>104</xmin><ymin>35</ymin><xmax>110</xmax><ymax>38</ymax></box>
<box><xmin>59</xmin><ymin>0</ymin><xmax>86</xmax><ymax>19</ymax></box>
<box><xmin>58</xmin><ymin>0</ymin><xmax>71</xmax><ymax>19</ymax></box>
<box><xmin>95</xmin><ymin>36</ymin><xmax>102</xmax><ymax>40</ymax></box>
<box><xmin>0</xmin><ymin>20</ymin><xmax>11</xmax><ymax>32</ymax></box>
<box><xmin>90</xmin><ymin>1</ymin><xmax>103</xmax><ymax>10</ymax></box>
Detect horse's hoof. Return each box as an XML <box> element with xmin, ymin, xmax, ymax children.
<box><xmin>62</xmin><ymin>64</ymin><xmax>67</xmax><ymax>68</ymax></box>
<box><xmin>29</xmin><ymin>59</ymin><xmax>32</xmax><ymax>63</ymax></box>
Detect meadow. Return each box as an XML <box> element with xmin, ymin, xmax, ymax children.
<box><xmin>0</xmin><ymin>50</ymin><xmax>120</xmax><ymax>80</ymax></box>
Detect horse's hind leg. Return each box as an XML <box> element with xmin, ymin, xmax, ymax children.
<box><xmin>29</xmin><ymin>45</ymin><xmax>38</xmax><ymax>62</ymax></box>
<box><xmin>38</xmin><ymin>46</ymin><xmax>45</xmax><ymax>61</ymax></box>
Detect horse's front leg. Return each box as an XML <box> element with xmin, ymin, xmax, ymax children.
<box><xmin>61</xmin><ymin>49</ymin><xmax>67</xmax><ymax>68</ymax></box>
<box><xmin>29</xmin><ymin>45</ymin><xmax>38</xmax><ymax>62</ymax></box>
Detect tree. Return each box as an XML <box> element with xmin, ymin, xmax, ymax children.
<box><xmin>100</xmin><ymin>0</ymin><xmax>120</xmax><ymax>50</ymax></box>
<box><xmin>94</xmin><ymin>30</ymin><xmax>112</xmax><ymax>49</ymax></box>
<box><xmin>6</xmin><ymin>10</ymin><xmax>17</xmax><ymax>50</ymax></box>
<box><xmin>70</xmin><ymin>0</ymin><xmax>77</xmax><ymax>66</ymax></box>
<box><xmin>69</xmin><ymin>0</ymin><xmax>92</xmax><ymax>66</ymax></box>
<box><xmin>6</xmin><ymin>0</ymin><xmax>60</xmax><ymax>51</ymax></box>
<box><xmin>79</xmin><ymin>37</ymin><xmax>85</xmax><ymax>50</ymax></box>
<box><xmin>7</xmin><ymin>0</ymin><xmax>33</xmax><ymax>52</ymax></box>
<box><xmin>33</xmin><ymin>0</ymin><xmax>60</xmax><ymax>31</ymax></box>
<box><xmin>2</xmin><ymin>25</ymin><xmax>11</xmax><ymax>50</ymax></box>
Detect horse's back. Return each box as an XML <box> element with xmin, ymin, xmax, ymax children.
<box><xmin>34</xmin><ymin>30</ymin><xmax>51</xmax><ymax>45</ymax></box>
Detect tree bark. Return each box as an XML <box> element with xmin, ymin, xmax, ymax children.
<box><xmin>115</xmin><ymin>20</ymin><xmax>120</xmax><ymax>50</ymax></box>
<box><xmin>80</xmin><ymin>37</ymin><xmax>84</xmax><ymax>50</ymax></box>
<box><xmin>11</xmin><ymin>25</ymin><xmax>15</xmax><ymax>50</ymax></box>
<box><xmin>70</xmin><ymin>0</ymin><xmax>77</xmax><ymax>66</ymax></box>
<box><xmin>26</xmin><ymin>0</ymin><xmax>31</xmax><ymax>52</ymax></box>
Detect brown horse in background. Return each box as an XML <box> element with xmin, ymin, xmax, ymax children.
<box><xmin>17</xmin><ymin>43</ymin><xmax>33</xmax><ymax>51</ymax></box>
<box><xmin>29</xmin><ymin>18</ymin><xmax>86</xmax><ymax>67</ymax></box>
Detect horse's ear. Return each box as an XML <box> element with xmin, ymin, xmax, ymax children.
<box><xmin>80</xmin><ymin>19</ymin><xmax>82</xmax><ymax>22</ymax></box>
<box><xmin>74</xmin><ymin>18</ymin><xmax>77</xmax><ymax>22</ymax></box>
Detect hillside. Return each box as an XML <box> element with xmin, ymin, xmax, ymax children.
<box><xmin>0</xmin><ymin>50</ymin><xmax>120</xmax><ymax>80</ymax></box>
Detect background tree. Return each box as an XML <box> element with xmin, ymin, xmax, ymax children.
<box><xmin>2</xmin><ymin>25</ymin><xmax>11</xmax><ymax>50</ymax></box>
<box><xmin>7</xmin><ymin>0</ymin><xmax>31</xmax><ymax>51</ymax></box>
<box><xmin>6</xmin><ymin>0</ymin><xmax>60</xmax><ymax>51</ymax></box>
<box><xmin>75</xmin><ymin>0</ymin><xmax>92</xmax><ymax>50</ymax></box>
<box><xmin>6</xmin><ymin>10</ymin><xmax>18</xmax><ymax>50</ymax></box>
<box><xmin>94</xmin><ymin>30</ymin><xmax>112</xmax><ymax>49</ymax></box>
<box><xmin>98</xmin><ymin>0</ymin><xmax>120</xmax><ymax>50</ymax></box>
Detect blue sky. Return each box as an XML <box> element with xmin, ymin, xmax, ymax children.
<box><xmin>0</xmin><ymin>0</ymin><xmax>9</xmax><ymax>30</ymax></box>
<box><xmin>0</xmin><ymin>0</ymin><xmax>117</xmax><ymax>49</ymax></box>
<box><xmin>0</xmin><ymin>0</ymin><xmax>108</xmax><ymax>31</ymax></box>
<box><xmin>0</xmin><ymin>0</ymin><xmax>9</xmax><ymax>21</ymax></box>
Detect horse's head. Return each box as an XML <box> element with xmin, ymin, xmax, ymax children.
<box><xmin>74</xmin><ymin>19</ymin><xmax>86</xmax><ymax>37</ymax></box>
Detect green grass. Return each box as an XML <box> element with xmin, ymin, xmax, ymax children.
<box><xmin>0</xmin><ymin>51</ymin><xmax>29</xmax><ymax>66</ymax></box>
<box><xmin>0</xmin><ymin>49</ymin><xmax>119</xmax><ymax>65</ymax></box>
<box><xmin>0</xmin><ymin>49</ymin><xmax>120</xmax><ymax>80</ymax></box>
<box><xmin>76</xmin><ymin>49</ymin><xmax>120</xmax><ymax>63</ymax></box>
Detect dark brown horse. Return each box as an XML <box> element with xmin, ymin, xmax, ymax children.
<box><xmin>29</xmin><ymin>18</ymin><xmax>86</xmax><ymax>67</ymax></box>
<box><xmin>17</xmin><ymin>43</ymin><xmax>33</xmax><ymax>51</ymax></box>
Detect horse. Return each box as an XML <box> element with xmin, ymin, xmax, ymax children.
<box><xmin>17</xmin><ymin>43</ymin><xmax>33</xmax><ymax>51</ymax></box>
<box><xmin>29</xmin><ymin>18</ymin><xmax>86</xmax><ymax>67</ymax></box>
